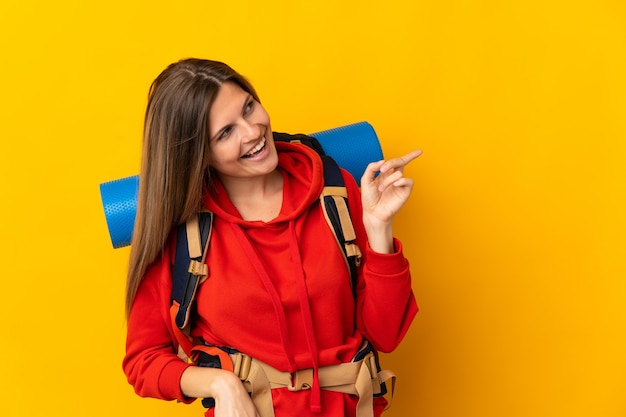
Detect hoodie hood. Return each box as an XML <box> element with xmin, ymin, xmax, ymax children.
<box><xmin>203</xmin><ymin>141</ymin><xmax>324</xmax><ymax>225</ymax></box>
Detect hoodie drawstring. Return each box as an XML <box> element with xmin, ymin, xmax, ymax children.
<box><xmin>230</xmin><ymin>222</ymin><xmax>322</xmax><ymax>413</ymax></box>
<box><xmin>230</xmin><ymin>224</ymin><xmax>297</xmax><ymax>372</ymax></box>
<box><xmin>288</xmin><ymin>221</ymin><xmax>322</xmax><ymax>413</ymax></box>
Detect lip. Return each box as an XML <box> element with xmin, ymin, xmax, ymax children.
<box><xmin>241</xmin><ymin>135</ymin><xmax>267</xmax><ymax>158</ymax></box>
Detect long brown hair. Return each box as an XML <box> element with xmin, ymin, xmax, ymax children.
<box><xmin>126</xmin><ymin>58</ymin><xmax>259</xmax><ymax>317</ymax></box>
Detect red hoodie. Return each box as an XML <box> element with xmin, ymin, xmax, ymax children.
<box><xmin>123</xmin><ymin>142</ymin><xmax>418</xmax><ymax>416</ymax></box>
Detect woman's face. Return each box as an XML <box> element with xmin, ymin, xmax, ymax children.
<box><xmin>207</xmin><ymin>82</ymin><xmax>277</xmax><ymax>182</ymax></box>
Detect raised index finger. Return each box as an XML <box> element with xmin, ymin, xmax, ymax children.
<box><xmin>380</xmin><ymin>149</ymin><xmax>422</xmax><ymax>173</ymax></box>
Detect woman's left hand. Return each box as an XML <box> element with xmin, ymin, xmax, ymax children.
<box><xmin>360</xmin><ymin>149</ymin><xmax>422</xmax><ymax>225</ymax></box>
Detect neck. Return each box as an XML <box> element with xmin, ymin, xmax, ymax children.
<box><xmin>218</xmin><ymin>169</ymin><xmax>284</xmax><ymax>221</ymax></box>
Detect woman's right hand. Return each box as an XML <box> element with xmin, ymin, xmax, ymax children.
<box><xmin>181</xmin><ymin>366</ymin><xmax>260</xmax><ymax>417</ymax></box>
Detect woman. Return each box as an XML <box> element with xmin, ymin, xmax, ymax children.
<box><xmin>123</xmin><ymin>58</ymin><xmax>420</xmax><ymax>417</ymax></box>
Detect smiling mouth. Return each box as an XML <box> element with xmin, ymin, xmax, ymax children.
<box><xmin>241</xmin><ymin>137</ymin><xmax>267</xmax><ymax>158</ymax></box>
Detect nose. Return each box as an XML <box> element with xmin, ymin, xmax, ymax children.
<box><xmin>240</xmin><ymin>119</ymin><xmax>261</xmax><ymax>143</ymax></box>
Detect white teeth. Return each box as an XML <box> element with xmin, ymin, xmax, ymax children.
<box><xmin>244</xmin><ymin>137</ymin><xmax>266</xmax><ymax>157</ymax></box>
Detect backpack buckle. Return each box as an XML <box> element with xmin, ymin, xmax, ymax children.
<box><xmin>345</xmin><ymin>242</ymin><xmax>362</xmax><ymax>267</ymax></box>
<box><xmin>188</xmin><ymin>260</ymin><xmax>208</xmax><ymax>278</ymax></box>
<box><xmin>232</xmin><ymin>352</ymin><xmax>252</xmax><ymax>380</ymax></box>
<box><xmin>288</xmin><ymin>369</ymin><xmax>313</xmax><ymax>391</ymax></box>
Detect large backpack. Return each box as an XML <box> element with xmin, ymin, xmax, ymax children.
<box><xmin>169</xmin><ymin>132</ymin><xmax>363</xmax><ymax>361</ymax></box>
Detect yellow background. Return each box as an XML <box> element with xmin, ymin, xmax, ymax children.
<box><xmin>1</xmin><ymin>0</ymin><xmax>624</xmax><ymax>416</ymax></box>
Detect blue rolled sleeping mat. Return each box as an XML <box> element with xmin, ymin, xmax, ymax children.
<box><xmin>99</xmin><ymin>121</ymin><xmax>383</xmax><ymax>248</ymax></box>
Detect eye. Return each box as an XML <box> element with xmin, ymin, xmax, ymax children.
<box><xmin>217</xmin><ymin>126</ymin><xmax>232</xmax><ymax>140</ymax></box>
<box><xmin>244</xmin><ymin>99</ymin><xmax>254</xmax><ymax>114</ymax></box>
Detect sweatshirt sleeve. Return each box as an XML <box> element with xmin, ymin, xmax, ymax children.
<box><xmin>342</xmin><ymin>169</ymin><xmax>419</xmax><ymax>353</ymax></box>
<box><xmin>122</xmin><ymin>244</ymin><xmax>194</xmax><ymax>403</ymax></box>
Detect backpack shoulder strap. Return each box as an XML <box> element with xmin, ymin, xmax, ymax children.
<box><xmin>170</xmin><ymin>210</ymin><xmax>213</xmax><ymax>359</ymax></box>
<box><xmin>317</xmin><ymin>154</ymin><xmax>362</xmax><ymax>293</ymax></box>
